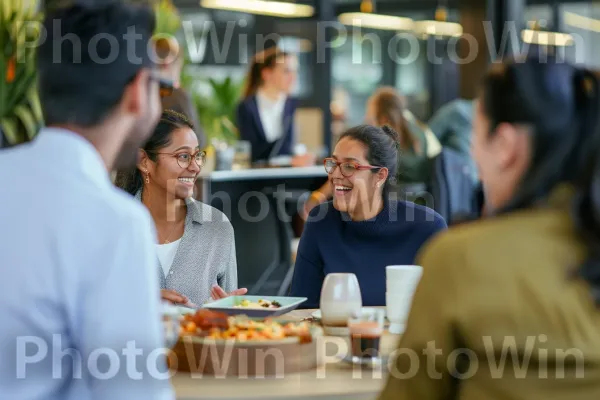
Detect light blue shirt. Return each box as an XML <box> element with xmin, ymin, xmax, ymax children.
<box><xmin>0</xmin><ymin>128</ymin><xmax>174</xmax><ymax>399</ymax></box>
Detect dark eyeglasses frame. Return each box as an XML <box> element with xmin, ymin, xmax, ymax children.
<box><xmin>154</xmin><ymin>150</ymin><xmax>207</xmax><ymax>169</ymax></box>
<box><xmin>323</xmin><ymin>157</ymin><xmax>382</xmax><ymax>178</ymax></box>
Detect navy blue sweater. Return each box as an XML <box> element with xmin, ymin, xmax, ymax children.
<box><xmin>289</xmin><ymin>200</ymin><xmax>447</xmax><ymax>308</ymax></box>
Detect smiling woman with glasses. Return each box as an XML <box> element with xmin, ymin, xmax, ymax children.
<box><xmin>289</xmin><ymin>124</ymin><xmax>447</xmax><ymax>308</ymax></box>
<box><xmin>115</xmin><ymin>110</ymin><xmax>247</xmax><ymax>307</ymax></box>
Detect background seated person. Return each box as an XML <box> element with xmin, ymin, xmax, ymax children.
<box><xmin>236</xmin><ymin>47</ymin><xmax>314</xmax><ymax>167</ymax></box>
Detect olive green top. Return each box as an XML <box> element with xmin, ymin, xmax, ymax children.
<box><xmin>379</xmin><ymin>185</ymin><xmax>600</xmax><ymax>400</ymax></box>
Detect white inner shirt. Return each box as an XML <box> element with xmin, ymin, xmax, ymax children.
<box><xmin>256</xmin><ymin>90</ymin><xmax>286</xmax><ymax>143</ymax></box>
<box><xmin>156</xmin><ymin>238</ymin><xmax>182</xmax><ymax>277</ymax></box>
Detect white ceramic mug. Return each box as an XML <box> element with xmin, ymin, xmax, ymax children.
<box><xmin>386</xmin><ymin>265</ymin><xmax>423</xmax><ymax>334</ymax></box>
<box><xmin>320</xmin><ymin>273</ymin><xmax>362</xmax><ymax>328</ymax></box>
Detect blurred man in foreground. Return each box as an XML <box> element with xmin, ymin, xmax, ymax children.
<box><xmin>0</xmin><ymin>2</ymin><xmax>173</xmax><ymax>399</ymax></box>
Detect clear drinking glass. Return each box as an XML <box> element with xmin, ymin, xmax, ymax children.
<box><xmin>348</xmin><ymin>308</ymin><xmax>385</xmax><ymax>360</ymax></box>
<box><xmin>232</xmin><ymin>140</ymin><xmax>251</xmax><ymax>170</ymax></box>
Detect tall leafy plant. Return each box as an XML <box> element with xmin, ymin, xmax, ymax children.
<box><xmin>191</xmin><ymin>77</ymin><xmax>243</xmax><ymax>145</ymax></box>
<box><xmin>0</xmin><ymin>0</ymin><xmax>43</xmax><ymax>147</ymax></box>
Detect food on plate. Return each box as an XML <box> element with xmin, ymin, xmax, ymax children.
<box><xmin>179</xmin><ymin>310</ymin><xmax>314</xmax><ymax>343</ymax></box>
<box><xmin>234</xmin><ymin>298</ymin><xmax>282</xmax><ymax>309</ymax></box>
<box><xmin>183</xmin><ymin>309</ymin><xmax>229</xmax><ymax>331</ymax></box>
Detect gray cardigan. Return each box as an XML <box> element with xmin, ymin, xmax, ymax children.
<box><xmin>135</xmin><ymin>191</ymin><xmax>238</xmax><ymax>306</ymax></box>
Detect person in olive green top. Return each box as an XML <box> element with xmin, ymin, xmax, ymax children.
<box><xmin>379</xmin><ymin>56</ymin><xmax>600</xmax><ymax>399</ymax></box>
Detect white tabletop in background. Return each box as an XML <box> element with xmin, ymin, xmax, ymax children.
<box><xmin>199</xmin><ymin>166</ymin><xmax>327</xmax><ymax>182</ymax></box>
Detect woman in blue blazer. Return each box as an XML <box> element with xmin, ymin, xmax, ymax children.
<box><xmin>236</xmin><ymin>48</ymin><xmax>298</xmax><ymax>163</ymax></box>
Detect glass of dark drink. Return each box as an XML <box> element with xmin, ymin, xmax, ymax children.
<box><xmin>348</xmin><ymin>308</ymin><xmax>385</xmax><ymax>361</ymax></box>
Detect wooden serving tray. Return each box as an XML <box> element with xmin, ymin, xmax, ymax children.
<box><xmin>168</xmin><ymin>333</ymin><xmax>322</xmax><ymax>377</ymax></box>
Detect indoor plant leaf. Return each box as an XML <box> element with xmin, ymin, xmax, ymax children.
<box><xmin>0</xmin><ymin>117</ymin><xmax>21</xmax><ymax>144</ymax></box>
<box><xmin>27</xmin><ymin>84</ymin><xmax>42</xmax><ymax>123</ymax></box>
<box><xmin>0</xmin><ymin>0</ymin><xmax>43</xmax><ymax>147</ymax></box>
<box><xmin>13</xmin><ymin>103</ymin><xmax>36</xmax><ymax>140</ymax></box>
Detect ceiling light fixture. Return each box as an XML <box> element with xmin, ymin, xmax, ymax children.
<box><xmin>200</xmin><ymin>0</ymin><xmax>314</xmax><ymax>18</ymax></box>
<box><xmin>413</xmin><ymin>20</ymin><xmax>463</xmax><ymax>37</ymax></box>
<box><xmin>414</xmin><ymin>3</ymin><xmax>463</xmax><ymax>38</ymax></box>
<box><xmin>564</xmin><ymin>11</ymin><xmax>600</xmax><ymax>33</ymax></box>
<box><xmin>521</xmin><ymin>21</ymin><xmax>574</xmax><ymax>46</ymax></box>
<box><xmin>337</xmin><ymin>0</ymin><xmax>414</xmax><ymax>31</ymax></box>
<box><xmin>521</xmin><ymin>29</ymin><xmax>574</xmax><ymax>46</ymax></box>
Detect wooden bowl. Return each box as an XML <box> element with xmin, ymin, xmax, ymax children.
<box><xmin>168</xmin><ymin>329</ymin><xmax>323</xmax><ymax>377</ymax></box>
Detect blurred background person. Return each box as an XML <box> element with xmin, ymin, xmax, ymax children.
<box><xmin>428</xmin><ymin>98</ymin><xmax>478</xmax><ymax>182</ymax></box>
<box><xmin>115</xmin><ymin>110</ymin><xmax>247</xmax><ymax>307</ymax></box>
<box><xmin>366</xmin><ymin>87</ymin><xmax>442</xmax><ymax>184</ymax></box>
<box><xmin>379</xmin><ymin>56</ymin><xmax>600</xmax><ymax>400</ymax></box>
<box><xmin>154</xmin><ymin>36</ymin><xmax>205</xmax><ymax>149</ymax></box>
<box><xmin>236</xmin><ymin>47</ymin><xmax>312</xmax><ymax>166</ymax></box>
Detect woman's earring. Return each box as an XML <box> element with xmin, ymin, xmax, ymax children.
<box><xmin>143</xmin><ymin>170</ymin><xmax>150</xmax><ymax>184</ymax></box>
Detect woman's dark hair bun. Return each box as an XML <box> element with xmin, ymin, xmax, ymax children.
<box><xmin>381</xmin><ymin>124</ymin><xmax>401</xmax><ymax>148</ymax></box>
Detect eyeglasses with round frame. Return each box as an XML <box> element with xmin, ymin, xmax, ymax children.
<box><xmin>323</xmin><ymin>157</ymin><xmax>382</xmax><ymax>178</ymax></box>
<box><xmin>154</xmin><ymin>150</ymin><xmax>206</xmax><ymax>169</ymax></box>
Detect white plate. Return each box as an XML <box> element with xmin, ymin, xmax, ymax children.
<box><xmin>203</xmin><ymin>296</ymin><xmax>308</xmax><ymax>318</ymax></box>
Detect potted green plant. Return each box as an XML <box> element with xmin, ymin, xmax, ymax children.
<box><xmin>185</xmin><ymin>76</ymin><xmax>244</xmax><ymax>170</ymax></box>
<box><xmin>191</xmin><ymin>76</ymin><xmax>243</xmax><ymax>145</ymax></box>
<box><xmin>0</xmin><ymin>0</ymin><xmax>44</xmax><ymax>147</ymax></box>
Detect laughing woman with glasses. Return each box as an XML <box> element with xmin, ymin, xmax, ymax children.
<box><xmin>115</xmin><ymin>110</ymin><xmax>247</xmax><ymax>307</ymax></box>
<box><xmin>289</xmin><ymin>125</ymin><xmax>447</xmax><ymax>308</ymax></box>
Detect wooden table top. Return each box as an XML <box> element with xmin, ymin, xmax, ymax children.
<box><xmin>171</xmin><ymin>309</ymin><xmax>400</xmax><ymax>400</ymax></box>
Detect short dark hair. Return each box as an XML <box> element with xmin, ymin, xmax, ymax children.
<box><xmin>37</xmin><ymin>1</ymin><xmax>156</xmax><ymax>127</ymax></box>
<box><xmin>339</xmin><ymin>124</ymin><xmax>401</xmax><ymax>191</ymax></box>
<box><xmin>481</xmin><ymin>55</ymin><xmax>600</xmax><ymax>304</ymax></box>
<box><xmin>115</xmin><ymin>109</ymin><xmax>194</xmax><ymax>196</ymax></box>
<box><xmin>481</xmin><ymin>56</ymin><xmax>599</xmax><ymax>209</ymax></box>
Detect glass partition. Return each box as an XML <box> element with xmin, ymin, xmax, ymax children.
<box><xmin>332</xmin><ymin>31</ymin><xmax>385</xmax><ymax>127</ymax></box>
